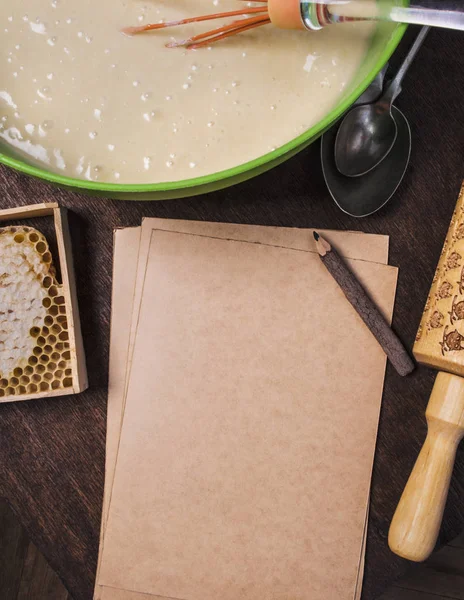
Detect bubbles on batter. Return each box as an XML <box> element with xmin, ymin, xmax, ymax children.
<box><xmin>53</xmin><ymin>148</ymin><xmax>66</xmax><ymax>169</ymax></box>
<box><xmin>30</xmin><ymin>21</ymin><xmax>46</xmax><ymax>35</ymax></box>
<box><xmin>37</xmin><ymin>87</ymin><xmax>52</xmax><ymax>101</ymax></box>
<box><xmin>1</xmin><ymin>0</ymin><xmax>375</xmax><ymax>183</ymax></box>
<box><xmin>143</xmin><ymin>110</ymin><xmax>157</xmax><ymax>123</ymax></box>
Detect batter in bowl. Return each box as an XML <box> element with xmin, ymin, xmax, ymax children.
<box><xmin>0</xmin><ymin>0</ymin><xmax>375</xmax><ymax>183</ymax></box>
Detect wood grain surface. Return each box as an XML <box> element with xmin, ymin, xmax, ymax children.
<box><xmin>0</xmin><ymin>27</ymin><xmax>463</xmax><ymax>600</ymax></box>
<box><xmin>0</xmin><ymin>499</ymin><xmax>70</xmax><ymax>600</ymax></box>
<box><xmin>379</xmin><ymin>533</ymin><xmax>464</xmax><ymax>600</ymax></box>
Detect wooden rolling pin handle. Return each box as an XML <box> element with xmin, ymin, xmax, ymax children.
<box><xmin>389</xmin><ymin>372</ymin><xmax>464</xmax><ymax>562</ymax></box>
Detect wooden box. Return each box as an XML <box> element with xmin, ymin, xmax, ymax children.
<box><xmin>0</xmin><ymin>202</ymin><xmax>87</xmax><ymax>402</ymax></box>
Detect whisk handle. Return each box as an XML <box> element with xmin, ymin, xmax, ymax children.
<box><xmin>298</xmin><ymin>1</ymin><xmax>464</xmax><ymax>32</ymax></box>
<box><xmin>390</xmin><ymin>2</ymin><xmax>464</xmax><ymax>31</ymax></box>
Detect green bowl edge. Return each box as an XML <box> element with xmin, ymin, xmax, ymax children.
<box><xmin>0</xmin><ymin>21</ymin><xmax>407</xmax><ymax>200</ymax></box>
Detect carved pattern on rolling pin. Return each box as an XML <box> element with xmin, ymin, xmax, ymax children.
<box><xmin>449</xmin><ymin>296</ymin><xmax>464</xmax><ymax>324</ymax></box>
<box><xmin>438</xmin><ymin>281</ymin><xmax>453</xmax><ymax>300</ymax></box>
<box><xmin>440</xmin><ymin>326</ymin><xmax>464</xmax><ymax>355</ymax></box>
<box><xmin>430</xmin><ymin>311</ymin><xmax>445</xmax><ymax>328</ymax></box>
<box><xmin>447</xmin><ymin>251</ymin><xmax>462</xmax><ymax>270</ymax></box>
<box><xmin>457</xmin><ymin>266</ymin><xmax>464</xmax><ymax>295</ymax></box>
<box><xmin>415</xmin><ymin>185</ymin><xmax>464</xmax><ymax>352</ymax></box>
<box><xmin>456</xmin><ymin>223</ymin><xmax>464</xmax><ymax>240</ymax></box>
<box><xmin>415</xmin><ymin>183</ymin><xmax>464</xmax><ymax>368</ymax></box>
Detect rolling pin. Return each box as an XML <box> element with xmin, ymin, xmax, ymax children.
<box><xmin>389</xmin><ymin>181</ymin><xmax>464</xmax><ymax>562</ymax></box>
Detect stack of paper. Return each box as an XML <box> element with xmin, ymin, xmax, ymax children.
<box><xmin>94</xmin><ymin>219</ymin><xmax>398</xmax><ymax>600</ymax></box>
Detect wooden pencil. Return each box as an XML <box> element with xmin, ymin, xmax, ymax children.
<box><xmin>313</xmin><ymin>231</ymin><xmax>414</xmax><ymax>377</ymax></box>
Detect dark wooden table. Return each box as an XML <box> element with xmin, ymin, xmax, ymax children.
<box><xmin>0</xmin><ymin>27</ymin><xmax>463</xmax><ymax>600</ymax></box>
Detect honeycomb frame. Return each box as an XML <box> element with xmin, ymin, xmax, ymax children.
<box><xmin>0</xmin><ymin>203</ymin><xmax>87</xmax><ymax>403</ymax></box>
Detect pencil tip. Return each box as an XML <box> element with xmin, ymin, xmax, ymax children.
<box><xmin>313</xmin><ymin>231</ymin><xmax>319</xmax><ymax>241</ymax></box>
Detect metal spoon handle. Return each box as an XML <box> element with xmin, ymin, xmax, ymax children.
<box><xmin>382</xmin><ymin>26</ymin><xmax>430</xmax><ymax>105</ymax></box>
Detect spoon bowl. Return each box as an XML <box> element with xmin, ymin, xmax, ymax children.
<box><xmin>334</xmin><ymin>101</ymin><xmax>398</xmax><ymax>177</ymax></box>
<box><xmin>321</xmin><ymin>106</ymin><xmax>411</xmax><ymax>217</ymax></box>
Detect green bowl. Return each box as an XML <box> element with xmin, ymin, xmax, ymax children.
<box><xmin>0</xmin><ymin>20</ymin><xmax>406</xmax><ymax>201</ymax></box>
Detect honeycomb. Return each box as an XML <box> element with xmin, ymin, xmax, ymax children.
<box><xmin>0</xmin><ymin>226</ymin><xmax>73</xmax><ymax>399</ymax></box>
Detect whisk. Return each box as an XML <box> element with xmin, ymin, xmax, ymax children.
<box><xmin>123</xmin><ymin>1</ymin><xmax>464</xmax><ymax>50</ymax></box>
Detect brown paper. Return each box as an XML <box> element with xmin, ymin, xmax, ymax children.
<box><xmin>94</xmin><ymin>227</ymin><xmax>141</xmax><ymax>600</ymax></box>
<box><xmin>99</xmin><ymin>228</ymin><xmax>398</xmax><ymax>600</ymax></box>
<box><xmin>125</xmin><ymin>220</ymin><xmax>390</xmax><ymax>406</ymax></box>
<box><xmin>95</xmin><ymin>223</ymin><xmax>390</xmax><ymax>600</ymax></box>
<box><xmin>128</xmin><ymin>220</ymin><xmax>390</xmax><ymax>377</ymax></box>
<box><xmin>100</xmin><ymin>591</ymin><xmax>169</xmax><ymax>600</ymax></box>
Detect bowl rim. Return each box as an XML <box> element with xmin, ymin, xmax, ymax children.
<box><xmin>0</xmin><ymin>23</ymin><xmax>407</xmax><ymax>193</ymax></box>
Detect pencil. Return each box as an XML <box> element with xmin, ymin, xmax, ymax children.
<box><xmin>313</xmin><ymin>231</ymin><xmax>414</xmax><ymax>377</ymax></box>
